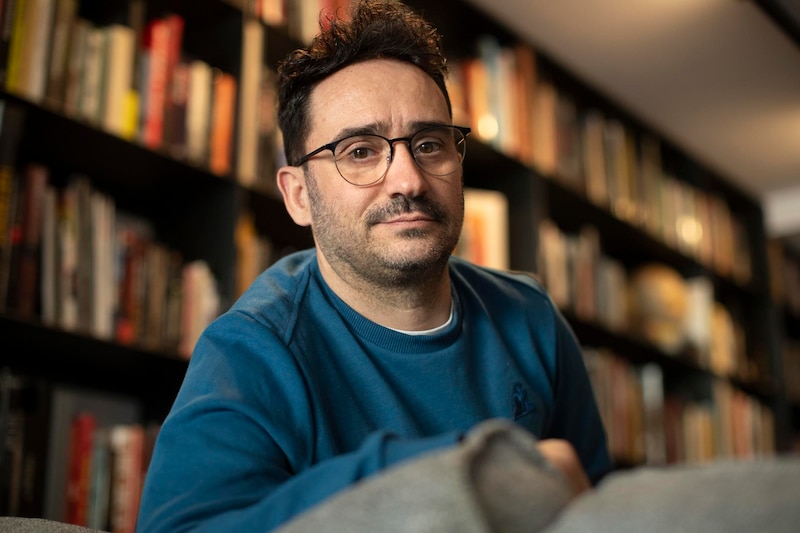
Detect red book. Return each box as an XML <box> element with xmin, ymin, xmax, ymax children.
<box><xmin>140</xmin><ymin>17</ymin><xmax>170</xmax><ymax>149</ymax></box>
<box><xmin>64</xmin><ymin>412</ymin><xmax>97</xmax><ymax>526</ymax></box>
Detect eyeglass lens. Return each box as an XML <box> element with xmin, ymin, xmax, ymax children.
<box><xmin>333</xmin><ymin>126</ymin><xmax>466</xmax><ymax>185</ymax></box>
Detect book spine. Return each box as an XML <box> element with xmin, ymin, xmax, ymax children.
<box><xmin>43</xmin><ymin>0</ymin><xmax>78</xmax><ymax>108</ymax></box>
<box><xmin>209</xmin><ymin>71</ymin><xmax>237</xmax><ymax>176</ymax></box>
<box><xmin>64</xmin><ymin>412</ymin><xmax>96</xmax><ymax>526</ymax></box>
<box><xmin>0</xmin><ymin>100</ymin><xmax>25</xmax><ymax>311</ymax></box>
<box><xmin>0</xmin><ymin>0</ymin><xmax>20</xmax><ymax>88</ymax></box>
<box><xmin>141</xmin><ymin>17</ymin><xmax>170</xmax><ymax>150</ymax></box>
<box><xmin>10</xmin><ymin>163</ymin><xmax>49</xmax><ymax>317</ymax></box>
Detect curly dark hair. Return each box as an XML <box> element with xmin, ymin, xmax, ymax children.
<box><xmin>276</xmin><ymin>0</ymin><xmax>451</xmax><ymax>167</ymax></box>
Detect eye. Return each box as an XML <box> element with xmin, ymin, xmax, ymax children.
<box><xmin>416</xmin><ymin>139</ymin><xmax>443</xmax><ymax>155</ymax></box>
<box><xmin>414</xmin><ymin>130</ymin><xmax>450</xmax><ymax>157</ymax></box>
<box><xmin>336</xmin><ymin>136</ymin><xmax>385</xmax><ymax>163</ymax></box>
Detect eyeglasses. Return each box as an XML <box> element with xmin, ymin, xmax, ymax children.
<box><xmin>293</xmin><ymin>125</ymin><xmax>471</xmax><ymax>187</ymax></box>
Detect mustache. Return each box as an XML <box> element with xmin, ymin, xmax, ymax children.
<box><xmin>365</xmin><ymin>196</ymin><xmax>448</xmax><ymax>226</ymax></box>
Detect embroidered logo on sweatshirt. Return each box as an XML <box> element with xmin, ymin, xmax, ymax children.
<box><xmin>512</xmin><ymin>382</ymin><xmax>534</xmax><ymax>420</ymax></box>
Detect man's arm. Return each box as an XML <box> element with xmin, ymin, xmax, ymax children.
<box><xmin>546</xmin><ymin>304</ymin><xmax>613</xmax><ymax>484</ymax></box>
<box><xmin>136</xmin><ymin>314</ymin><xmax>462</xmax><ymax>533</ymax></box>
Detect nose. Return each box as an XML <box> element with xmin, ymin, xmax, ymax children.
<box><xmin>383</xmin><ymin>141</ymin><xmax>428</xmax><ymax>197</ymax></box>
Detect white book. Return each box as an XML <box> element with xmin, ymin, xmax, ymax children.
<box><xmin>79</xmin><ymin>26</ymin><xmax>105</xmax><ymax>124</ymax></box>
<box><xmin>63</xmin><ymin>17</ymin><xmax>90</xmax><ymax>116</ymax></box>
<box><xmin>91</xmin><ymin>190</ymin><xmax>115</xmax><ymax>339</ymax></box>
<box><xmin>186</xmin><ymin>60</ymin><xmax>213</xmax><ymax>165</ymax></box>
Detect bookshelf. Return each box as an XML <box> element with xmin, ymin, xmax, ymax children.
<box><xmin>767</xmin><ymin>238</ymin><xmax>800</xmax><ymax>452</ymax></box>
<box><xmin>0</xmin><ymin>0</ymin><xmax>793</xmax><ymax>525</ymax></box>
<box><xmin>406</xmin><ymin>0</ymin><xmax>790</xmax><ymax>465</ymax></box>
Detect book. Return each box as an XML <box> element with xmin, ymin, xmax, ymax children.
<box><xmin>513</xmin><ymin>43</ymin><xmax>537</xmax><ymax>166</ymax></box>
<box><xmin>64</xmin><ymin>412</ymin><xmax>96</xmax><ymax>525</ymax></box>
<box><xmin>0</xmin><ymin>0</ymin><xmax>20</xmax><ymax>88</ymax></box>
<box><xmin>40</xmin><ymin>183</ymin><xmax>58</xmax><ymax>324</ymax></box>
<box><xmin>4</xmin><ymin>0</ymin><xmax>27</xmax><ymax>94</ymax></box>
<box><xmin>108</xmin><ymin>424</ymin><xmax>145</xmax><ymax>533</ymax></box>
<box><xmin>43</xmin><ymin>386</ymin><xmax>141</xmax><ymax>522</ymax></box>
<box><xmin>62</xmin><ymin>16</ymin><xmax>89</xmax><ymax>117</ymax></box>
<box><xmin>0</xmin><ymin>99</ymin><xmax>25</xmax><ymax>311</ymax></box>
<box><xmin>140</xmin><ymin>16</ymin><xmax>171</xmax><ymax>150</ymax></box>
<box><xmin>163</xmin><ymin>61</ymin><xmax>189</xmax><ymax>158</ymax></box>
<box><xmin>22</xmin><ymin>0</ymin><xmax>55</xmax><ymax>101</ymax></box>
<box><xmin>102</xmin><ymin>24</ymin><xmax>136</xmax><ymax>137</ymax></box>
<box><xmin>237</xmin><ymin>17</ymin><xmax>264</xmax><ymax>186</ymax></box>
<box><xmin>185</xmin><ymin>59</ymin><xmax>213</xmax><ymax>166</ymax></box>
<box><xmin>90</xmin><ymin>188</ymin><xmax>115</xmax><ymax>339</ymax></box>
<box><xmin>582</xmin><ymin>110</ymin><xmax>608</xmax><ymax>208</ymax></box>
<box><xmin>209</xmin><ymin>71</ymin><xmax>237</xmax><ymax>176</ymax></box>
<box><xmin>532</xmin><ymin>81</ymin><xmax>557</xmax><ymax>176</ymax></box>
<box><xmin>43</xmin><ymin>0</ymin><xmax>78</xmax><ymax>108</ymax></box>
<box><xmin>7</xmin><ymin>0</ymin><xmax>53</xmax><ymax>98</ymax></box>
<box><xmin>178</xmin><ymin>260</ymin><xmax>219</xmax><ymax>359</ymax></box>
<box><xmin>9</xmin><ymin>163</ymin><xmax>49</xmax><ymax>317</ymax></box>
<box><xmin>56</xmin><ymin>176</ymin><xmax>79</xmax><ymax>330</ymax></box>
<box><xmin>86</xmin><ymin>428</ymin><xmax>111</xmax><ymax>530</ymax></box>
<box><xmin>456</xmin><ymin>188</ymin><xmax>509</xmax><ymax>271</ymax></box>
<box><xmin>159</xmin><ymin>14</ymin><xmax>186</xmax><ymax>154</ymax></box>
<box><xmin>78</xmin><ymin>25</ymin><xmax>105</xmax><ymax>125</ymax></box>
<box><xmin>235</xmin><ymin>209</ymin><xmax>273</xmax><ymax>298</ymax></box>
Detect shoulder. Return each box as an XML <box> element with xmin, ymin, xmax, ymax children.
<box><xmin>224</xmin><ymin>249</ymin><xmax>317</xmax><ymax>335</ymax></box>
<box><xmin>448</xmin><ymin>255</ymin><xmax>551</xmax><ymax>306</ymax></box>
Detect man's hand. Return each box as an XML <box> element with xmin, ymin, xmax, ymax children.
<box><xmin>538</xmin><ymin>439</ymin><xmax>592</xmax><ymax>497</ymax></box>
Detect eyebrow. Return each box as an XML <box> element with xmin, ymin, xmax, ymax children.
<box><xmin>331</xmin><ymin>120</ymin><xmax>451</xmax><ymax>142</ymax></box>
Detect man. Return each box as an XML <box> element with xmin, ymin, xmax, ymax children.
<box><xmin>136</xmin><ymin>2</ymin><xmax>611</xmax><ymax>531</ymax></box>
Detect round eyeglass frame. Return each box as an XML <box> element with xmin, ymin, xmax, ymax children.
<box><xmin>293</xmin><ymin>125</ymin><xmax>472</xmax><ymax>187</ymax></box>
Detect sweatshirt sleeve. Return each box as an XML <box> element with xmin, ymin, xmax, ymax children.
<box><xmin>546</xmin><ymin>304</ymin><xmax>613</xmax><ymax>485</ymax></box>
<box><xmin>136</xmin><ymin>312</ymin><xmax>462</xmax><ymax>533</ymax></box>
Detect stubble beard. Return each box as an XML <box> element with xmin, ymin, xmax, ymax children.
<box><xmin>306</xmin><ymin>173</ymin><xmax>464</xmax><ymax>290</ymax></box>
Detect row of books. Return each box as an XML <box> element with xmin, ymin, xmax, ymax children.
<box><xmin>537</xmin><ymin>218</ymin><xmax>756</xmax><ymax>382</ymax></box>
<box><xmin>447</xmin><ymin>35</ymin><xmax>753</xmax><ymax>286</ymax></box>
<box><xmin>583</xmin><ymin>348</ymin><xmax>776</xmax><ymax>466</ymax></box>
<box><xmin>0</xmin><ymin>158</ymin><xmax>220</xmax><ymax>358</ymax></box>
<box><xmin>62</xmin><ymin>414</ymin><xmax>156</xmax><ymax>532</ymax></box>
<box><xmin>1</xmin><ymin>1</ymin><xmax>285</xmax><ymax>187</ymax></box>
<box><xmin>0</xmin><ymin>372</ymin><xmax>157</xmax><ymax>530</ymax></box>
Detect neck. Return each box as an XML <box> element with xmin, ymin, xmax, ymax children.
<box><xmin>317</xmin><ymin>252</ymin><xmax>453</xmax><ymax>331</ymax></box>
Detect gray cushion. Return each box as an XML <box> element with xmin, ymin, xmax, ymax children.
<box><xmin>0</xmin><ymin>517</ymin><xmax>107</xmax><ymax>533</ymax></box>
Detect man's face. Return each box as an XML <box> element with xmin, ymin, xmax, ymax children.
<box><xmin>301</xmin><ymin>59</ymin><xmax>464</xmax><ymax>287</ymax></box>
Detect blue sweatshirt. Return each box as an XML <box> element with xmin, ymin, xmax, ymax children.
<box><xmin>137</xmin><ymin>249</ymin><xmax>611</xmax><ymax>532</ymax></box>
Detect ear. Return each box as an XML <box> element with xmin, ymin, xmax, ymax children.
<box><xmin>277</xmin><ymin>165</ymin><xmax>312</xmax><ymax>227</ymax></box>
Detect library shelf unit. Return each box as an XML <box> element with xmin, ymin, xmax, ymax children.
<box><xmin>0</xmin><ymin>0</ymin><xmax>794</xmax><ymax>524</ymax></box>
<box><xmin>405</xmin><ymin>0</ymin><xmax>791</xmax><ymax>465</ymax></box>
<box><xmin>766</xmin><ymin>239</ymin><xmax>800</xmax><ymax>451</ymax></box>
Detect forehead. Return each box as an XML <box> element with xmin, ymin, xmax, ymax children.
<box><xmin>307</xmin><ymin>59</ymin><xmax>450</xmax><ymax>139</ymax></box>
